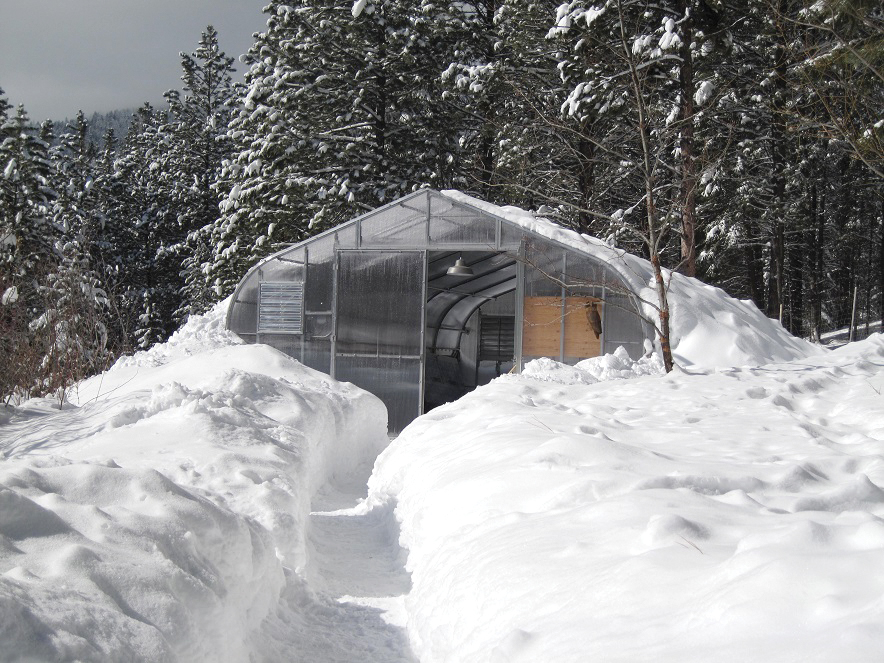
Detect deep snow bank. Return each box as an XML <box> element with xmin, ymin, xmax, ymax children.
<box><xmin>442</xmin><ymin>190</ymin><xmax>822</xmax><ymax>368</ymax></box>
<box><xmin>0</xmin><ymin>301</ymin><xmax>388</xmax><ymax>662</ymax></box>
<box><xmin>366</xmin><ymin>335</ymin><xmax>884</xmax><ymax>663</ymax></box>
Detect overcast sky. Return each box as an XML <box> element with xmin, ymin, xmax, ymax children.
<box><xmin>0</xmin><ymin>0</ymin><xmax>268</xmax><ymax>122</ymax></box>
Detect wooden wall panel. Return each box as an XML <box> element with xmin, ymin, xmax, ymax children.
<box><xmin>522</xmin><ymin>296</ymin><xmax>562</xmax><ymax>357</ymax></box>
<box><xmin>522</xmin><ymin>296</ymin><xmax>603</xmax><ymax>359</ymax></box>
<box><xmin>564</xmin><ymin>297</ymin><xmax>602</xmax><ymax>359</ymax></box>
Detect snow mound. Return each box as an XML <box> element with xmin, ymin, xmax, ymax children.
<box><xmin>520</xmin><ymin>346</ymin><xmax>664</xmax><ymax>385</ymax></box>
<box><xmin>0</xmin><ymin>299</ymin><xmax>389</xmax><ymax>662</ymax></box>
<box><xmin>366</xmin><ymin>334</ymin><xmax>884</xmax><ymax>662</ymax></box>
<box><xmin>113</xmin><ymin>296</ymin><xmax>242</xmax><ymax>370</ymax></box>
<box><xmin>442</xmin><ymin>190</ymin><xmax>823</xmax><ymax>369</ymax></box>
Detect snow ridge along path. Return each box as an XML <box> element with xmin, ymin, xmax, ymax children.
<box><xmin>0</xmin><ymin>302</ymin><xmax>413</xmax><ymax>662</ymax></box>
<box><xmin>365</xmin><ymin>336</ymin><xmax>884</xmax><ymax>663</ymax></box>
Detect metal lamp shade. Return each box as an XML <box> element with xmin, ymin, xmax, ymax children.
<box><xmin>447</xmin><ymin>257</ymin><xmax>474</xmax><ymax>277</ymax></box>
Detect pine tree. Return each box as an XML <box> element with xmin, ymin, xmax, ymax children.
<box><xmin>161</xmin><ymin>26</ymin><xmax>240</xmax><ymax>320</ymax></box>
<box><xmin>109</xmin><ymin>104</ymin><xmax>177</xmax><ymax>349</ymax></box>
<box><xmin>0</xmin><ymin>106</ymin><xmax>57</xmax><ymax>306</ymax></box>
<box><xmin>210</xmin><ymin>0</ymin><xmax>454</xmax><ymax>297</ymax></box>
<box><xmin>42</xmin><ymin>111</ymin><xmax>114</xmax><ymax>392</ymax></box>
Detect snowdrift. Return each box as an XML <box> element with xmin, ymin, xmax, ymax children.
<box><xmin>366</xmin><ymin>335</ymin><xmax>884</xmax><ymax>663</ymax></box>
<box><xmin>0</xmin><ymin>302</ymin><xmax>389</xmax><ymax>662</ymax></box>
<box><xmin>443</xmin><ymin>190</ymin><xmax>822</xmax><ymax>368</ymax></box>
<box><xmin>1</xmin><ymin>253</ymin><xmax>879</xmax><ymax>662</ymax></box>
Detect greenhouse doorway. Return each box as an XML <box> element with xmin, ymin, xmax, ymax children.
<box><xmin>423</xmin><ymin>251</ymin><xmax>518</xmax><ymax>413</ymax></box>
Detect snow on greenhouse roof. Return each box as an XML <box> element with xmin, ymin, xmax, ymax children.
<box><xmin>441</xmin><ymin>190</ymin><xmax>823</xmax><ymax>369</ymax></box>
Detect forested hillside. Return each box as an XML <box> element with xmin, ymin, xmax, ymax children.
<box><xmin>1</xmin><ymin>1</ymin><xmax>882</xmax><ymax>403</ymax></box>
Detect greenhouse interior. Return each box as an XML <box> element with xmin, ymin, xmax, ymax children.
<box><xmin>227</xmin><ymin>189</ymin><xmax>652</xmax><ymax>433</ymax></box>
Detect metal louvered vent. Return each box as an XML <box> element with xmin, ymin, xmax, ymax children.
<box><xmin>478</xmin><ymin>315</ymin><xmax>515</xmax><ymax>362</ymax></box>
<box><xmin>258</xmin><ymin>282</ymin><xmax>304</xmax><ymax>333</ymax></box>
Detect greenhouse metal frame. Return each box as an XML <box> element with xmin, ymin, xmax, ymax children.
<box><xmin>227</xmin><ymin>189</ymin><xmax>652</xmax><ymax>433</ymax></box>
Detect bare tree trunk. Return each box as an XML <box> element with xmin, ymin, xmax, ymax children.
<box><xmin>880</xmin><ymin>197</ymin><xmax>884</xmax><ymax>326</ymax></box>
<box><xmin>678</xmin><ymin>0</ymin><xmax>697</xmax><ymax>277</ymax></box>
<box><xmin>768</xmin><ymin>1</ymin><xmax>789</xmax><ymax>322</ymax></box>
<box><xmin>618</xmin><ymin>0</ymin><xmax>674</xmax><ymax>372</ymax></box>
<box><xmin>577</xmin><ymin>135</ymin><xmax>595</xmax><ymax>234</ymax></box>
<box><xmin>809</xmin><ymin>180</ymin><xmax>823</xmax><ymax>341</ymax></box>
<box><xmin>770</xmin><ymin>121</ymin><xmax>787</xmax><ymax>323</ymax></box>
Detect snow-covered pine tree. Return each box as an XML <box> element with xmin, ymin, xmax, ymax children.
<box><xmin>108</xmin><ymin>104</ymin><xmax>178</xmax><ymax>349</ymax></box>
<box><xmin>40</xmin><ymin>111</ymin><xmax>114</xmax><ymax>394</ymax></box>
<box><xmin>0</xmin><ymin>107</ymin><xmax>60</xmax><ymax>398</ymax></box>
<box><xmin>0</xmin><ymin>106</ymin><xmax>58</xmax><ymax>308</ymax></box>
<box><xmin>434</xmin><ymin>0</ymin><xmax>577</xmax><ymax>215</ymax></box>
<box><xmin>210</xmin><ymin>0</ymin><xmax>452</xmax><ymax>297</ymax></box>
<box><xmin>86</xmin><ymin>126</ymin><xmax>139</xmax><ymax>353</ymax></box>
<box><xmin>158</xmin><ymin>26</ymin><xmax>240</xmax><ymax>322</ymax></box>
<box><xmin>695</xmin><ymin>0</ymin><xmax>816</xmax><ymax>331</ymax></box>
<box><xmin>546</xmin><ymin>0</ymin><xmax>718</xmax><ymax>370</ymax></box>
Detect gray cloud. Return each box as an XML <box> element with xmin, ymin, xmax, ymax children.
<box><xmin>0</xmin><ymin>0</ymin><xmax>267</xmax><ymax>121</ymax></box>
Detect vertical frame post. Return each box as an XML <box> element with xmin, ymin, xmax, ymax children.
<box><xmin>559</xmin><ymin>253</ymin><xmax>567</xmax><ymax>362</ymax></box>
<box><xmin>514</xmin><ymin>239</ymin><xmax>526</xmax><ymax>373</ymax></box>
<box><xmin>419</xmin><ymin>249</ymin><xmax>428</xmax><ymax>418</ymax></box>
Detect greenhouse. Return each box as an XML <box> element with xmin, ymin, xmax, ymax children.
<box><xmin>226</xmin><ymin>189</ymin><xmax>653</xmax><ymax>433</ymax></box>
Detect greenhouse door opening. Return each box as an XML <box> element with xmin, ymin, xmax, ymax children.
<box><xmin>423</xmin><ymin>251</ymin><xmax>517</xmax><ymax>413</ymax></box>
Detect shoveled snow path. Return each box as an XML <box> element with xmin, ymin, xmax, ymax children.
<box><xmin>299</xmin><ymin>467</ymin><xmax>416</xmax><ymax>663</ymax></box>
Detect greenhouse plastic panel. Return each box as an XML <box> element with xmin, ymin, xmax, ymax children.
<box><xmin>335</xmin><ymin>251</ymin><xmax>424</xmax><ymax>357</ymax></box>
<box><xmin>602</xmin><ymin>292</ymin><xmax>647</xmax><ymax>359</ymax></box>
<box><xmin>334</xmin><ymin>356</ymin><xmax>422</xmax><ymax>434</ymax></box>
<box><xmin>429</xmin><ymin>194</ymin><xmax>497</xmax><ymax>246</ymax></box>
<box><xmin>335</xmin><ymin>250</ymin><xmax>425</xmax><ymax>433</ymax></box>
<box><xmin>360</xmin><ymin>191</ymin><xmax>430</xmax><ymax>247</ymax></box>
<box><xmin>228</xmin><ymin>276</ymin><xmax>259</xmax><ymax>336</ymax></box>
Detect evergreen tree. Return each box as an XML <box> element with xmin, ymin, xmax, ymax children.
<box><xmin>210</xmin><ymin>0</ymin><xmax>453</xmax><ymax>296</ymax></box>
<box><xmin>0</xmin><ymin>106</ymin><xmax>57</xmax><ymax>307</ymax></box>
<box><xmin>109</xmin><ymin>104</ymin><xmax>177</xmax><ymax>348</ymax></box>
<box><xmin>161</xmin><ymin>26</ymin><xmax>240</xmax><ymax>320</ymax></box>
<box><xmin>42</xmin><ymin>111</ymin><xmax>114</xmax><ymax>389</ymax></box>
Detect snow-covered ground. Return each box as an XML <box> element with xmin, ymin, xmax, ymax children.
<box><xmin>2</xmin><ymin>298</ymin><xmax>883</xmax><ymax>662</ymax></box>
<box><xmin>366</xmin><ymin>339</ymin><xmax>884</xmax><ymax>662</ymax></box>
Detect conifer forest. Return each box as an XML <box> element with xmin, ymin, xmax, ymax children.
<box><xmin>1</xmin><ymin>1</ymin><xmax>882</xmax><ymax>403</ymax></box>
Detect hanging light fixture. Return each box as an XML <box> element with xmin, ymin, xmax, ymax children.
<box><xmin>446</xmin><ymin>256</ymin><xmax>474</xmax><ymax>277</ymax></box>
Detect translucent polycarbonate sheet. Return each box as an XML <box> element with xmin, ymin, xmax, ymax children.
<box><xmin>302</xmin><ymin>338</ymin><xmax>331</xmax><ymax>374</ymax></box>
<box><xmin>305</xmin><ymin>235</ymin><xmax>335</xmax><ymax>313</ymax></box>
<box><xmin>429</xmin><ymin>194</ymin><xmax>497</xmax><ymax>246</ymax></box>
<box><xmin>257</xmin><ymin>333</ymin><xmax>302</xmax><ymax>361</ymax></box>
<box><xmin>306</xmin><ymin>313</ymin><xmax>333</xmax><ymax>339</ymax></box>
<box><xmin>560</xmin><ymin>251</ymin><xmax>607</xmax><ymax>298</ymax></box>
<box><xmin>524</xmin><ymin>241</ymin><xmax>566</xmax><ymax>297</ymax></box>
<box><xmin>228</xmin><ymin>274</ymin><xmax>259</xmax><ymax>335</ymax></box>
<box><xmin>521</xmin><ymin>243</ymin><xmax>564</xmax><ymax>361</ymax></box>
<box><xmin>334</xmin><ymin>356</ymin><xmax>421</xmax><ymax>434</ymax></box>
<box><xmin>500</xmin><ymin>223</ymin><xmax>525</xmax><ymax>251</ymax></box>
<box><xmin>335</xmin><ymin>251</ymin><xmax>424</xmax><ymax>357</ymax></box>
<box><xmin>302</xmin><ymin>313</ymin><xmax>333</xmax><ymax>374</ymax></box>
<box><xmin>335</xmin><ymin>223</ymin><xmax>358</xmax><ymax>249</ymax></box>
<box><xmin>602</xmin><ymin>292</ymin><xmax>646</xmax><ymax>359</ymax></box>
<box><xmin>257</xmin><ymin>248</ymin><xmax>305</xmax><ymax>283</ymax></box>
<box><xmin>359</xmin><ymin>192</ymin><xmax>429</xmax><ymax>247</ymax></box>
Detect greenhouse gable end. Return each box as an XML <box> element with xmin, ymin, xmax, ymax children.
<box><xmin>226</xmin><ymin>190</ymin><xmax>652</xmax><ymax>433</ymax></box>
